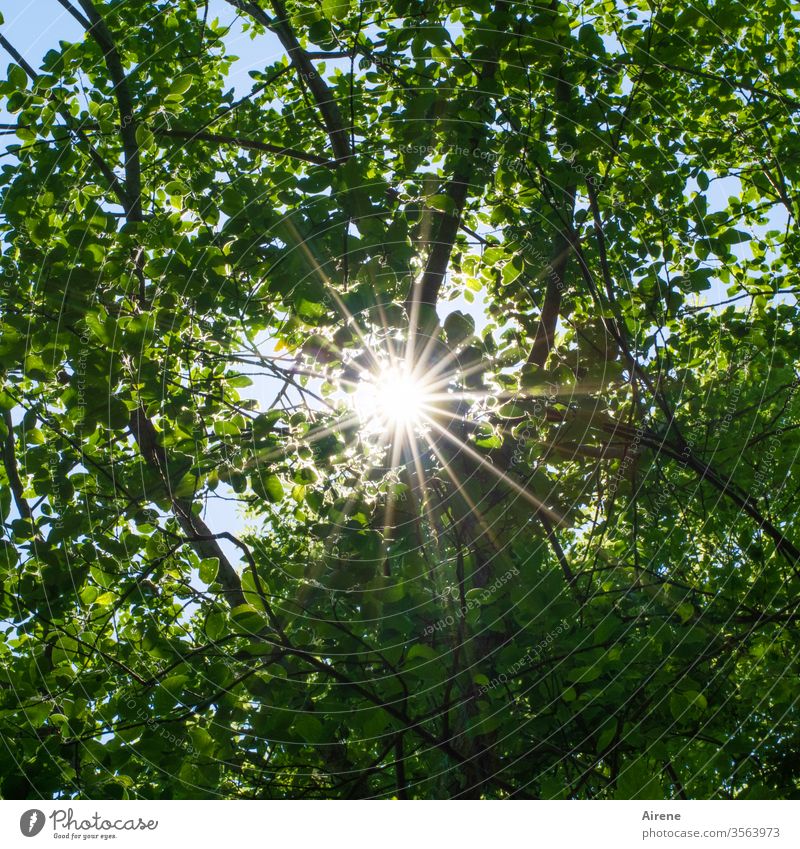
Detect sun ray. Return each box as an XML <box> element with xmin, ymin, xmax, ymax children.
<box><xmin>380</xmin><ymin>486</ymin><xmax>401</xmax><ymax>554</ymax></box>
<box><xmin>316</xmin><ymin>443</ymin><xmax>390</xmax><ymax>569</ymax></box>
<box><xmin>324</xmin><ymin>320</ymin><xmax>571</xmax><ymax>557</ymax></box>
<box><xmin>280</xmin><ymin>217</ymin><xmax>388</xmax><ymax>377</ymax></box>
<box><xmin>420</xmin><ymin>414</ymin><xmax>564</xmax><ymax>527</ymax></box>
<box><xmin>404</xmin><ymin>279</ymin><xmax>425</xmax><ymax>375</ymax></box>
<box><xmin>414</xmin><ymin>334</ymin><xmax>470</xmax><ymax>385</ymax></box>
<box><xmin>404</xmin><ymin>417</ymin><xmax>441</xmax><ymax>551</ymax></box>
<box><xmin>424</xmin><ymin>438</ymin><xmax>505</xmax><ymax>556</ymax></box>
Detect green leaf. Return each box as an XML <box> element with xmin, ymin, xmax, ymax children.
<box><xmin>567</xmin><ymin>665</ymin><xmax>603</xmax><ymax>684</ymax></box>
<box><xmin>199</xmin><ymin>557</ymin><xmax>219</xmax><ymax>584</ymax></box>
<box><xmin>596</xmin><ymin>722</ymin><xmax>616</xmax><ymax>753</ymax></box>
<box><xmin>718</xmin><ymin>228</ymin><xmax>751</xmax><ymax>245</ymax></box>
<box><xmin>578</xmin><ymin>24</ymin><xmax>605</xmax><ymax>55</ymax></box>
<box><xmin>501</xmin><ymin>256</ymin><xmax>523</xmax><ymax>285</ymax></box>
<box><xmin>169</xmin><ymin>74</ymin><xmax>194</xmax><ymax>96</ymax></box>
<box><xmin>465</xmin><ymin>711</ymin><xmax>501</xmax><ymax>737</ymax></box>
<box><xmin>293</xmin><ymin>714</ymin><xmax>324</xmax><ymax>743</ymax></box>
<box><xmin>496</xmin><ymin>402</ymin><xmax>527</xmax><ymax>418</ymax></box>
<box><xmin>205</xmin><ymin>612</ymin><xmax>226</xmax><ymax>641</ymax></box>
<box><xmin>262</xmin><ymin>474</ymin><xmax>284</xmax><ymax>503</ymax></box>
<box><xmin>230</xmin><ymin>604</ymin><xmax>267</xmax><ymax>634</ymax></box>
<box><xmin>189</xmin><ymin>727</ymin><xmax>215</xmax><ymax>756</ymax></box>
<box><xmin>443</xmin><ymin>310</ymin><xmax>475</xmax><ymax>345</ymax></box>
<box><xmin>173</xmin><ymin>473</ymin><xmax>197</xmax><ymax>499</ymax></box>
<box><xmin>684</xmin><ymin>690</ymin><xmax>707</xmax><ymax>711</ymax></box>
<box><xmin>165</xmin><ymin>180</ymin><xmax>190</xmax><ymax>197</ymax></box>
<box><xmin>427</xmin><ymin>194</ymin><xmax>457</xmax><ymax>215</ymax></box>
<box><xmin>135</xmin><ymin>124</ymin><xmax>154</xmax><ymax>149</ymax></box>
<box><xmin>669</xmin><ymin>693</ymin><xmax>687</xmax><ymax>721</ymax></box>
<box><xmin>154</xmin><ymin>675</ymin><xmax>189</xmax><ymax>711</ymax></box>
<box><xmin>407</xmin><ymin>644</ymin><xmax>438</xmax><ymax>662</ymax></box>
<box><xmin>321</xmin><ymin>0</ymin><xmax>350</xmax><ymax>21</ymax></box>
<box><xmin>7</xmin><ymin>63</ymin><xmax>27</xmax><ymax>89</ymax></box>
<box><xmin>93</xmin><ymin>592</ymin><xmax>116</xmax><ymax>607</ymax></box>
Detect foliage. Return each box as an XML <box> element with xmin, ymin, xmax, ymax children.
<box><xmin>0</xmin><ymin>0</ymin><xmax>799</xmax><ymax>799</ymax></box>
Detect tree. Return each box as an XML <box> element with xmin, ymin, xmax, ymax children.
<box><xmin>0</xmin><ymin>0</ymin><xmax>799</xmax><ymax>799</ymax></box>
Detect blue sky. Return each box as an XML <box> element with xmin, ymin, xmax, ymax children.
<box><xmin>0</xmin><ymin>0</ymin><xmax>276</xmax><ymax>91</ymax></box>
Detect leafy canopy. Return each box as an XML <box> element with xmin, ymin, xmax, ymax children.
<box><xmin>0</xmin><ymin>0</ymin><xmax>799</xmax><ymax>799</ymax></box>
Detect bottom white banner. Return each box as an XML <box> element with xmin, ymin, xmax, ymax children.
<box><xmin>0</xmin><ymin>800</ymin><xmax>797</xmax><ymax>849</ymax></box>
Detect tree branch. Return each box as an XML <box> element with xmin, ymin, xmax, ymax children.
<box><xmin>226</xmin><ymin>0</ymin><xmax>351</xmax><ymax>161</ymax></box>
<box><xmin>54</xmin><ymin>0</ymin><xmax>91</xmax><ymax>30</ymax></box>
<box><xmin>75</xmin><ymin>0</ymin><xmax>143</xmax><ymax>221</ymax></box>
<box><xmin>526</xmin><ymin>218</ymin><xmax>574</xmax><ymax>367</ymax></box>
<box><xmin>157</xmin><ymin>127</ymin><xmax>336</xmax><ymax>166</ymax></box>
<box><xmin>1</xmin><ymin>410</ymin><xmax>36</xmax><ymax>526</ymax></box>
<box><xmin>594</xmin><ymin>417</ymin><xmax>800</xmax><ymax>570</ymax></box>
<box><xmin>527</xmin><ymin>72</ymin><xmax>575</xmax><ymax>366</ymax></box>
<box><xmin>128</xmin><ymin>407</ymin><xmax>247</xmax><ymax>607</ymax></box>
<box><xmin>404</xmin><ymin>59</ymin><xmax>498</xmax><ymax>322</ymax></box>
<box><xmin>281</xmin><ymin>645</ymin><xmax>519</xmax><ymax>796</ymax></box>
<box><xmin>405</xmin><ymin>161</ymin><xmax>474</xmax><ymax>316</ymax></box>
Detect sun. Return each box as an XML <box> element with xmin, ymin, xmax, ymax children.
<box><xmin>352</xmin><ymin>365</ymin><xmax>431</xmax><ymax>434</ymax></box>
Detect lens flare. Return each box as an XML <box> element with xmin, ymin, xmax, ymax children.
<box><xmin>352</xmin><ymin>366</ymin><xmax>430</xmax><ymax>433</ymax></box>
